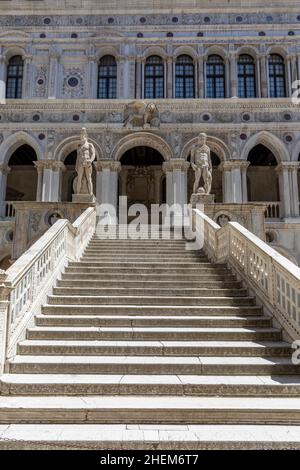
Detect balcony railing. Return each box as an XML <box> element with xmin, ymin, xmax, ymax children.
<box><xmin>263</xmin><ymin>202</ymin><xmax>281</xmax><ymax>219</ymax></box>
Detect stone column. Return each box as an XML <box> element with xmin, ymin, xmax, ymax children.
<box><xmin>290</xmin><ymin>162</ymin><xmax>300</xmax><ymax>217</ymax></box>
<box><xmin>259</xmin><ymin>52</ymin><xmax>269</xmax><ymax>98</ymax></box>
<box><xmin>141</xmin><ymin>58</ymin><xmax>145</xmax><ymax>98</ymax></box>
<box><xmin>167</xmin><ymin>56</ymin><xmax>173</xmax><ymax>98</ymax></box>
<box><xmin>241</xmin><ymin>161</ymin><xmax>250</xmax><ymax>202</ymax></box>
<box><xmin>256</xmin><ymin>57</ymin><xmax>261</xmax><ymax>97</ymax></box>
<box><xmin>225</xmin><ymin>57</ymin><xmax>230</xmax><ymax>98</ymax></box>
<box><xmin>34</xmin><ymin>161</ymin><xmax>44</xmax><ymax>202</ymax></box>
<box><xmin>286</xmin><ymin>55</ymin><xmax>293</xmax><ymax>97</ymax></box>
<box><xmin>94</xmin><ymin>161</ymin><xmax>121</xmax><ymax>220</ymax></box>
<box><xmin>135</xmin><ymin>57</ymin><xmax>142</xmax><ymax>99</ymax></box>
<box><xmin>48</xmin><ymin>50</ymin><xmax>60</xmax><ymax>99</ymax></box>
<box><xmin>220</xmin><ymin>162</ymin><xmax>232</xmax><ymax>203</ymax></box>
<box><xmin>163</xmin><ymin>160</ymin><xmax>189</xmax><ymax>226</ymax></box>
<box><xmin>276</xmin><ymin>163</ymin><xmax>293</xmax><ymax>218</ymax></box>
<box><xmin>88</xmin><ymin>55</ymin><xmax>98</xmax><ymax>99</ymax></box>
<box><xmin>0</xmin><ymin>164</ymin><xmax>10</xmax><ymax>217</ymax></box>
<box><xmin>197</xmin><ymin>56</ymin><xmax>204</xmax><ymax>98</ymax></box>
<box><xmin>229</xmin><ymin>51</ymin><xmax>238</xmax><ymax>97</ymax></box>
<box><xmin>220</xmin><ymin>161</ymin><xmax>246</xmax><ymax>203</ymax></box>
<box><xmin>276</xmin><ymin>162</ymin><xmax>300</xmax><ymax>218</ymax></box>
<box><xmin>162</xmin><ymin>161</ymin><xmax>174</xmax><ymax>207</ymax></box>
<box><xmin>0</xmin><ymin>55</ymin><xmax>6</xmax><ymax>102</ymax></box>
<box><xmin>39</xmin><ymin>160</ymin><xmax>65</xmax><ymax>202</ymax></box>
<box><xmin>290</xmin><ymin>54</ymin><xmax>298</xmax><ymax>85</ymax></box>
<box><xmin>22</xmin><ymin>54</ymin><xmax>33</xmax><ymax>98</ymax></box>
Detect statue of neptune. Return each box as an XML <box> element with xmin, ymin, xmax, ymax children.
<box><xmin>190</xmin><ymin>132</ymin><xmax>212</xmax><ymax>195</ymax></box>
<box><xmin>75</xmin><ymin>128</ymin><xmax>96</xmax><ymax>195</ymax></box>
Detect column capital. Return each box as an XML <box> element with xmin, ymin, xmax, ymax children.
<box><xmin>276</xmin><ymin>161</ymin><xmax>300</xmax><ymax>172</ymax></box>
<box><xmin>163</xmin><ymin>159</ymin><xmax>190</xmax><ymax>172</ymax></box>
<box><xmin>220</xmin><ymin>160</ymin><xmax>250</xmax><ymax>171</ymax></box>
<box><xmin>94</xmin><ymin>160</ymin><xmax>121</xmax><ymax>172</ymax></box>
<box><xmin>23</xmin><ymin>54</ymin><xmax>33</xmax><ymax>62</ymax></box>
<box><xmin>34</xmin><ymin>160</ymin><xmax>65</xmax><ymax>171</ymax></box>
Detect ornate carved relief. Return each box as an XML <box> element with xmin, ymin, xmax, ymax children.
<box><xmin>62</xmin><ymin>68</ymin><xmax>85</xmax><ymax>98</ymax></box>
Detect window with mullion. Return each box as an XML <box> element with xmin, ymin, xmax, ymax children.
<box><xmin>238</xmin><ymin>55</ymin><xmax>256</xmax><ymax>98</ymax></box>
<box><xmin>268</xmin><ymin>54</ymin><xmax>286</xmax><ymax>98</ymax></box>
<box><xmin>144</xmin><ymin>56</ymin><xmax>164</xmax><ymax>99</ymax></box>
<box><xmin>98</xmin><ymin>55</ymin><xmax>117</xmax><ymax>99</ymax></box>
<box><xmin>206</xmin><ymin>55</ymin><xmax>225</xmax><ymax>98</ymax></box>
<box><xmin>6</xmin><ymin>56</ymin><xmax>23</xmax><ymax>99</ymax></box>
<box><xmin>175</xmin><ymin>55</ymin><xmax>195</xmax><ymax>98</ymax></box>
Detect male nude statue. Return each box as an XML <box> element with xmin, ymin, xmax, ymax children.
<box><xmin>190</xmin><ymin>132</ymin><xmax>212</xmax><ymax>195</ymax></box>
<box><xmin>76</xmin><ymin>128</ymin><xmax>96</xmax><ymax>195</ymax></box>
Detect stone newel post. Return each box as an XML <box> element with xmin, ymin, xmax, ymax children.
<box><xmin>0</xmin><ymin>164</ymin><xmax>10</xmax><ymax>217</ymax></box>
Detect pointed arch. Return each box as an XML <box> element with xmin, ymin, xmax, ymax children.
<box><xmin>241</xmin><ymin>131</ymin><xmax>290</xmax><ymax>163</ymax></box>
<box><xmin>0</xmin><ymin>132</ymin><xmax>42</xmax><ymax>165</ymax></box>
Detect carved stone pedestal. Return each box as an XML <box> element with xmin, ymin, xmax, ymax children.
<box><xmin>72</xmin><ymin>193</ymin><xmax>96</xmax><ymax>204</ymax></box>
<box><xmin>190</xmin><ymin>193</ymin><xmax>215</xmax><ymax>208</ymax></box>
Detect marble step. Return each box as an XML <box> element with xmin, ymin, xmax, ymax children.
<box><xmin>34</xmin><ymin>314</ymin><xmax>270</xmax><ymax>328</ymax></box>
<box><xmin>2</xmin><ymin>396</ymin><xmax>300</xmax><ymax>425</ymax></box>
<box><xmin>69</xmin><ymin>261</ymin><xmax>221</xmax><ymax>268</ymax></box>
<box><xmin>61</xmin><ymin>273</ymin><xmax>237</xmax><ymax>282</ymax></box>
<box><xmin>26</xmin><ymin>326</ymin><xmax>281</xmax><ymax>342</ymax></box>
<box><xmin>2</xmin><ymin>374</ymin><xmax>300</xmax><ymax>397</ymax></box>
<box><xmin>64</xmin><ymin>266</ymin><xmax>231</xmax><ymax>274</ymax></box>
<box><xmin>8</xmin><ymin>355</ymin><xmax>300</xmax><ymax>375</ymax></box>
<box><xmin>41</xmin><ymin>305</ymin><xmax>263</xmax><ymax>316</ymax></box>
<box><xmin>62</xmin><ymin>270</ymin><xmax>234</xmax><ymax>280</ymax></box>
<box><xmin>17</xmin><ymin>340</ymin><xmax>290</xmax><ymax>357</ymax></box>
<box><xmin>83</xmin><ymin>248</ymin><xmax>198</xmax><ymax>254</ymax></box>
<box><xmin>57</xmin><ymin>279</ymin><xmax>242</xmax><ymax>289</ymax></box>
<box><xmin>47</xmin><ymin>295</ymin><xmax>255</xmax><ymax>306</ymax></box>
<box><xmin>52</xmin><ymin>287</ymin><xmax>249</xmax><ymax>297</ymax></box>
<box><xmin>1</xmin><ymin>424</ymin><xmax>300</xmax><ymax>450</ymax></box>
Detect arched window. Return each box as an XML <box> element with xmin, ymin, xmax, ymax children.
<box><xmin>238</xmin><ymin>54</ymin><xmax>256</xmax><ymax>98</ymax></box>
<box><xmin>206</xmin><ymin>55</ymin><xmax>225</xmax><ymax>98</ymax></box>
<box><xmin>268</xmin><ymin>54</ymin><xmax>286</xmax><ymax>98</ymax></box>
<box><xmin>175</xmin><ymin>55</ymin><xmax>195</xmax><ymax>98</ymax></box>
<box><xmin>6</xmin><ymin>55</ymin><xmax>24</xmax><ymax>99</ymax></box>
<box><xmin>144</xmin><ymin>56</ymin><xmax>164</xmax><ymax>99</ymax></box>
<box><xmin>97</xmin><ymin>55</ymin><xmax>117</xmax><ymax>99</ymax></box>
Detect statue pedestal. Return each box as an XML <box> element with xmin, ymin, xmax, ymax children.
<box><xmin>72</xmin><ymin>193</ymin><xmax>96</xmax><ymax>204</ymax></box>
<box><xmin>190</xmin><ymin>193</ymin><xmax>215</xmax><ymax>208</ymax></box>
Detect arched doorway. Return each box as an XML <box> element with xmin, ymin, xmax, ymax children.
<box><xmin>187</xmin><ymin>151</ymin><xmax>223</xmax><ymax>202</ymax></box>
<box><xmin>119</xmin><ymin>146</ymin><xmax>165</xmax><ymax>207</ymax></box>
<box><xmin>6</xmin><ymin>144</ymin><xmax>37</xmax><ymax>201</ymax></box>
<box><xmin>247</xmin><ymin>144</ymin><xmax>279</xmax><ymax>202</ymax></box>
<box><xmin>61</xmin><ymin>150</ymin><xmax>96</xmax><ymax>202</ymax></box>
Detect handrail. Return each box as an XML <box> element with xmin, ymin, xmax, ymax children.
<box><xmin>0</xmin><ymin>206</ymin><xmax>96</xmax><ymax>372</ymax></box>
<box><xmin>193</xmin><ymin>208</ymin><xmax>300</xmax><ymax>340</ymax></box>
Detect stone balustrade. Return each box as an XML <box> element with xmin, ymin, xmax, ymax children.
<box><xmin>0</xmin><ymin>206</ymin><xmax>96</xmax><ymax>373</ymax></box>
<box><xmin>193</xmin><ymin>208</ymin><xmax>300</xmax><ymax>341</ymax></box>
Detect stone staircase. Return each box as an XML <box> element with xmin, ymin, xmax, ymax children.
<box><xmin>1</xmin><ymin>226</ymin><xmax>300</xmax><ymax>449</ymax></box>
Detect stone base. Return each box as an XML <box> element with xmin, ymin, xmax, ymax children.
<box><xmin>190</xmin><ymin>193</ymin><xmax>215</xmax><ymax>208</ymax></box>
<box><xmin>72</xmin><ymin>193</ymin><xmax>96</xmax><ymax>204</ymax></box>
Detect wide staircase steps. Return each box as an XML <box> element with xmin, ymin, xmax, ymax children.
<box><xmin>1</xmin><ymin>227</ymin><xmax>300</xmax><ymax>449</ymax></box>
